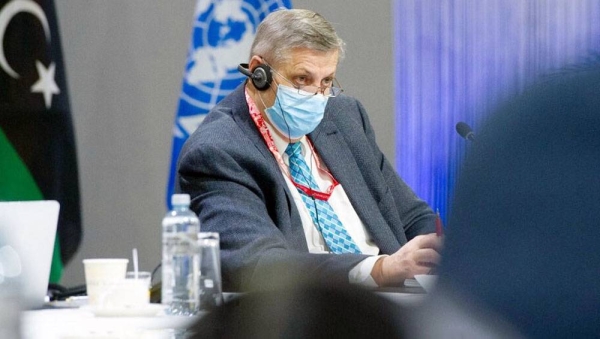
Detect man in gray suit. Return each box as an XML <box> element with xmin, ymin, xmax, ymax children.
<box><xmin>177</xmin><ymin>9</ymin><xmax>442</xmax><ymax>292</ymax></box>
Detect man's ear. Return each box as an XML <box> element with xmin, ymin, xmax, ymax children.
<box><xmin>248</xmin><ymin>55</ymin><xmax>264</xmax><ymax>72</ymax></box>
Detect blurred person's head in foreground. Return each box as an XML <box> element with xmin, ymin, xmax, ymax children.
<box><xmin>435</xmin><ymin>60</ymin><xmax>600</xmax><ymax>338</ymax></box>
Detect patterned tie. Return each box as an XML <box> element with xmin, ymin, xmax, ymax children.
<box><xmin>285</xmin><ymin>142</ymin><xmax>361</xmax><ymax>254</ymax></box>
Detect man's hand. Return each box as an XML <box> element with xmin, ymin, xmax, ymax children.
<box><xmin>371</xmin><ymin>233</ymin><xmax>443</xmax><ymax>286</ymax></box>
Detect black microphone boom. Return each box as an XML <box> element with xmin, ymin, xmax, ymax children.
<box><xmin>456</xmin><ymin>122</ymin><xmax>475</xmax><ymax>141</ymax></box>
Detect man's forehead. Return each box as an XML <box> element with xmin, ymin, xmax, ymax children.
<box><xmin>278</xmin><ymin>49</ymin><xmax>339</xmax><ymax>72</ymax></box>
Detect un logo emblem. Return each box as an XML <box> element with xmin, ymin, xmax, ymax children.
<box><xmin>175</xmin><ymin>0</ymin><xmax>291</xmax><ymax>137</ymax></box>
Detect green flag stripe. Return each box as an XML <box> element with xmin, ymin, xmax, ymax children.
<box><xmin>0</xmin><ymin>129</ymin><xmax>44</xmax><ymax>200</ymax></box>
<box><xmin>0</xmin><ymin>127</ymin><xmax>64</xmax><ymax>283</ymax></box>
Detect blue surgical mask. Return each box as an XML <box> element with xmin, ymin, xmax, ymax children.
<box><xmin>265</xmin><ymin>85</ymin><xmax>329</xmax><ymax>140</ymax></box>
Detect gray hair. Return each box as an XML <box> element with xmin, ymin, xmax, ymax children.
<box><xmin>250</xmin><ymin>9</ymin><xmax>345</xmax><ymax>66</ymax></box>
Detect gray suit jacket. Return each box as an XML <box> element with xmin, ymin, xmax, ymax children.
<box><xmin>177</xmin><ymin>84</ymin><xmax>435</xmax><ymax>291</ymax></box>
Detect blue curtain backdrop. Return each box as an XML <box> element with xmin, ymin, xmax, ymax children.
<box><xmin>394</xmin><ymin>0</ymin><xmax>600</xmax><ymax>222</ymax></box>
<box><xmin>167</xmin><ymin>0</ymin><xmax>292</xmax><ymax>207</ymax></box>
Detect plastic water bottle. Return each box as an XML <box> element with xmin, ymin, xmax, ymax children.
<box><xmin>161</xmin><ymin>193</ymin><xmax>201</xmax><ymax>315</ymax></box>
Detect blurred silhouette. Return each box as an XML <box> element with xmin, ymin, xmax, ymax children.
<box><xmin>433</xmin><ymin>58</ymin><xmax>600</xmax><ymax>338</ymax></box>
<box><xmin>188</xmin><ymin>279</ymin><xmax>406</xmax><ymax>339</ymax></box>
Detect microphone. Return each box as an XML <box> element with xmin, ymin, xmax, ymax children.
<box><xmin>456</xmin><ymin>122</ymin><xmax>475</xmax><ymax>141</ymax></box>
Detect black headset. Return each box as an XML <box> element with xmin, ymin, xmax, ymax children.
<box><xmin>237</xmin><ymin>63</ymin><xmax>272</xmax><ymax>91</ymax></box>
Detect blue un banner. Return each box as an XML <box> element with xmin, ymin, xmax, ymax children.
<box><xmin>167</xmin><ymin>0</ymin><xmax>292</xmax><ymax>207</ymax></box>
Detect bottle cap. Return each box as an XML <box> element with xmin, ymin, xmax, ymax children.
<box><xmin>171</xmin><ymin>193</ymin><xmax>190</xmax><ymax>207</ymax></box>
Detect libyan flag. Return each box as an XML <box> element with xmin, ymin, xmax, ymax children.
<box><xmin>0</xmin><ymin>0</ymin><xmax>81</xmax><ymax>283</ymax></box>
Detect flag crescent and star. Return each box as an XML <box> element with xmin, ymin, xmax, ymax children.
<box><xmin>0</xmin><ymin>0</ymin><xmax>59</xmax><ymax>108</ymax></box>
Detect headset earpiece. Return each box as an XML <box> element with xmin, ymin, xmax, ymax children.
<box><xmin>238</xmin><ymin>63</ymin><xmax>272</xmax><ymax>91</ymax></box>
<box><xmin>250</xmin><ymin>64</ymin><xmax>272</xmax><ymax>91</ymax></box>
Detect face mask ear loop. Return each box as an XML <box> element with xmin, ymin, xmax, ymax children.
<box><xmin>257</xmin><ymin>90</ymin><xmax>269</xmax><ymax>111</ymax></box>
<box><xmin>256</xmin><ymin>76</ymin><xmax>276</xmax><ymax>109</ymax></box>
<box><xmin>277</xmin><ymin>89</ymin><xmax>293</xmax><ymax>144</ymax></box>
<box><xmin>263</xmin><ymin>80</ymin><xmax>294</xmax><ymax>144</ymax></box>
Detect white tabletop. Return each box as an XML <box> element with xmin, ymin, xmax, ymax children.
<box><xmin>21</xmin><ymin>307</ymin><xmax>199</xmax><ymax>339</ymax></box>
<box><xmin>20</xmin><ymin>287</ymin><xmax>430</xmax><ymax>339</ymax></box>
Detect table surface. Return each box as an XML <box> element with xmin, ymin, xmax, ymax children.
<box><xmin>21</xmin><ymin>287</ymin><xmax>428</xmax><ymax>339</ymax></box>
<box><xmin>21</xmin><ymin>306</ymin><xmax>198</xmax><ymax>339</ymax></box>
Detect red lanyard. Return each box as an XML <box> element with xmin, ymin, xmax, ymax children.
<box><xmin>245</xmin><ymin>88</ymin><xmax>339</xmax><ymax>201</ymax></box>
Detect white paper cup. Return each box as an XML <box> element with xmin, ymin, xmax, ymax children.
<box><xmin>83</xmin><ymin>258</ymin><xmax>128</xmax><ymax>307</ymax></box>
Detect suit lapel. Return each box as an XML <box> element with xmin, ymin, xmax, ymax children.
<box><xmin>309</xmin><ymin>120</ymin><xmax>401</xmax><ymax>254</ymax></box>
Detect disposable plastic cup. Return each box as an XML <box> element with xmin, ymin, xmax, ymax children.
<box><xmin>197</xmin><ymin>232</ymin><xmax>223</xmax><ymax>310</ymax></box>
<box><xmin>96</xmin><ymin>271</ymin><xmax>152</xmax><ymax>308</ymax></box>
<box><xmin>126</xmin><ymin>271</ymin><xmax>152</xmax><ymax>288</ymax></box>
<box><xmin>82</xmin><ymin>258</ymin><xmax>128</xmax><ymax>307</ymax></box>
